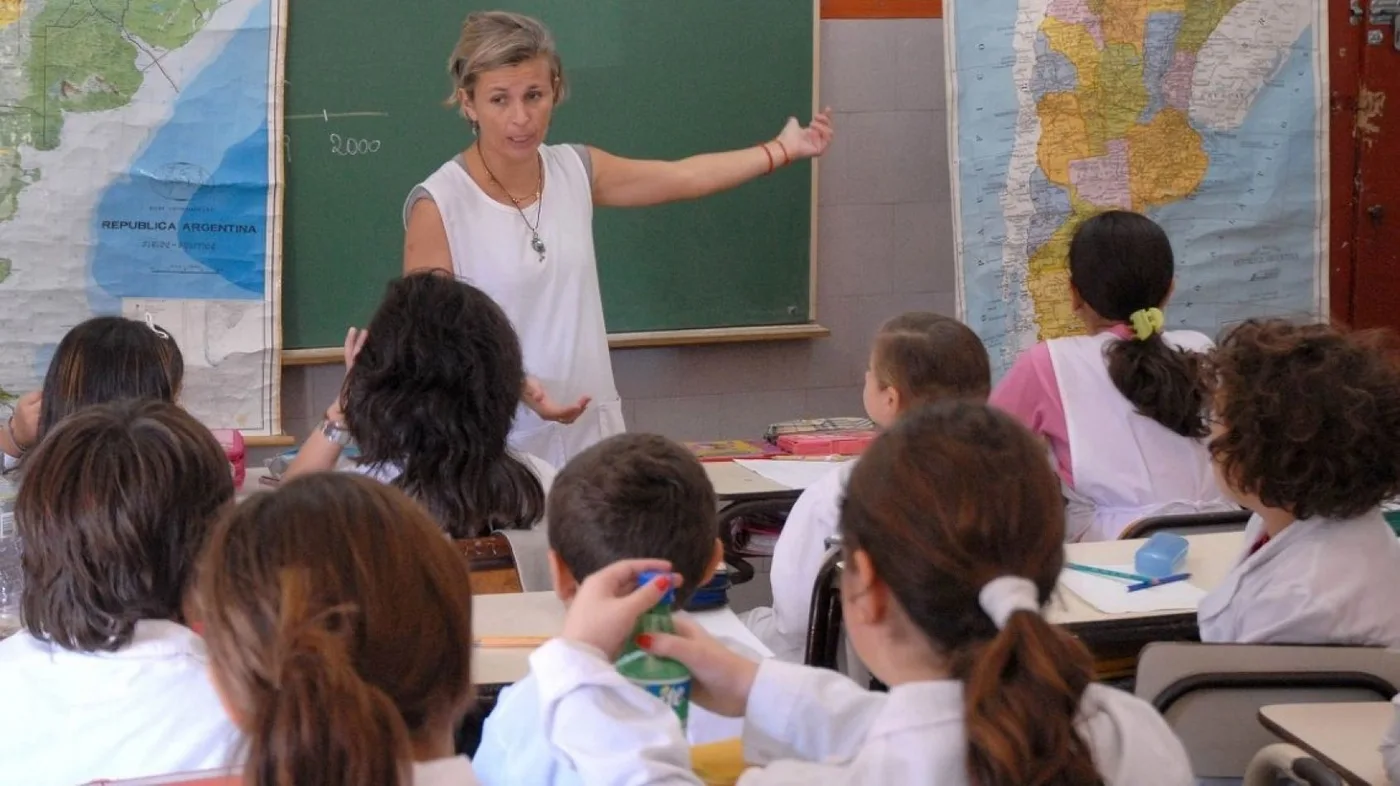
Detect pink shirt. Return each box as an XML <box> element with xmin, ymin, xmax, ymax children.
<box><xmin>989</xmin><ymin>325</ymin><xmax>1136</xmax><ymax>489</ymax></box>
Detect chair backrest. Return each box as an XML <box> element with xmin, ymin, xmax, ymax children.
<box><xmin>803</xmin><ymin>546</ymin><xmax>844</xmax><ymax>670</ymax></box>
<box><xmin>453</xmin><ymin>534</ymin><xmax>523</xmax><ymax>595</ymax></box>
<box><xmin>1119</xmin><ymin>509</ymin><xmax>1252</xmax><ymax>540</ymax></box>
<box><xmin>1135</xmin><ymin>642</ymin><xmax>1400</xmax><ymax>778</ymax></box>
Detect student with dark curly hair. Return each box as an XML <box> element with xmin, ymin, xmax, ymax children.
<box><xmin>0</xmin><ymin>400</ymin><xmax>239</xmax><ymax>785</ymax></box>
<box><xmin>285</xmin><ymin>271</ymin><xmax>554</xmax><ymax>583</ymax></box>
<box><xmin>991</xmin><ymin>210</ymin><xmax>1232</xmax><ymax>541</ymax></box>
<box><xmin>1198</xmin><ymin>319</ymin><xmax>1400</xmax><ymax>645</ymax></box>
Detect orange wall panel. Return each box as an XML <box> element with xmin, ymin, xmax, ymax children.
<box><xmin>821</xmin><ymin>0</ymin><xmax>942</xmax><ymax>19</ymax></box>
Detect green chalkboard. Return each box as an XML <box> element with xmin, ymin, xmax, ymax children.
<box><xmin>282</xmin><ymin>1</ymin><xmax>815</xmax><ymax>350</ymax></box>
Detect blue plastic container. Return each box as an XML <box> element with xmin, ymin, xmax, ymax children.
<box><xmin>1134</xmin><ymin>532</ymin><xmax>1189</xmax><ymax>579</ymax></box>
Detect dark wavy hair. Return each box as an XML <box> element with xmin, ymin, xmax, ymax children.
<box><xmin>1207</xmin><ymin>319</ymin><xmax>1400</xmax><ymax>521</ymax></box>
<box><xmin>841</xmin><ymin>402</ymin><xmax>1102</xmax><ymax>786</ymax></box>
<box><xmin>342</xmin><ymin>271</ymin><xmax>543</xmax><ymax>538</ymax></box>
<box><xmin>17</xmin><ymin>399</ymin><xmax>232</xmax><ymax>652</ymax></box>
<box><xmin>197</xmin><ymin>473</ymin><xmax>475</xmax><ymax>786</ymax></box>
<box><xmin>1069</xmin><ymin>211</ymin><xmax>1209</xmax><ymax>438</ymax></box>
<box><xmin>38</xmin><ymin>315</ymin><xmax>184</xmax><ymax>440</ymax></box>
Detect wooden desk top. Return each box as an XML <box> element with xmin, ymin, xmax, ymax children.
<box><xmin>1259</xmin><ymin>702</ymin><xmax>1394</xmax><ymax>785</ymax></box>
<box><xmin>472</xmin><ymin>591</ymin><xmax>773</xmax><ymax>686</ymax></box>
<box><xmin>1048</xmin><ymin>531</ymin><xmax>1244</xmax><ymax>628</ymax></box>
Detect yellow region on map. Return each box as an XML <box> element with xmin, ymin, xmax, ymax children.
<box><xmin>1029</xmin><ymin>0</ymin><xmax>1243</xmax><ymax>339</ymax></box>
<box><xmin>0</xmin><ymin>0</ymin><xmax>22</xmax><ymax>28</ymax></box>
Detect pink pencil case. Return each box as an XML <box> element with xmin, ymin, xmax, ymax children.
<box><xmin>777</xmin><ymin>430</ymin><xmax>876</xmax><ymax>456</ymax></box>
<box><xmin>210</xmin><ymin>429</ymin><xmax>246</xmax><ymax>490</ymax></box>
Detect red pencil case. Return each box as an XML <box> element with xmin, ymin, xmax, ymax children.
<box><xmin>210</xmin><ymin>429</ymin><xmax>246</xmax><ymax>490</ymax></box>
<box><xmin>777</xmin><ymin>430</ymin><xmax>876</xmax><ymax>456</ymax></box>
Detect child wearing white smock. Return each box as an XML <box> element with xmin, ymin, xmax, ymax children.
<box><xmin>530</xmin><ymin>403</ymin><xmax>1193</xmax><ymax>785</ymax></box>
<box><xmin>1195</xmin><ymin>319</ymin><xmax>1400</xmax><ymax>647</ymax></box>
<box><xmin>992</xmin><ymin>211</ymin><xmax>1231</xmax><ymax>541</ymax></box>
<box><xmin>742</xmin><ymin>313</ymin><xmax>990</xmax><ymax>663</ymax></box>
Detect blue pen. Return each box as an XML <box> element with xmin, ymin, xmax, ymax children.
<box><xmin>1126</xmin><ymin>573</ymin><xmax>1192</xmax><ymax>593</ymax></box>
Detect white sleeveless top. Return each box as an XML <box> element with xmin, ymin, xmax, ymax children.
<box><xmin>1049</xmin><ymin>330</ymin><xmax>1232</xmax><ymax>542</ymax></box>
<box><xmin>405</xmin><ymin>145</ymin><xmax>625</xmax><ymax>468</ymax></box>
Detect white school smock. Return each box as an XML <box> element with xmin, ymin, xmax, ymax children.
<box><xmin>1049</xmin><ymin>330</ymin><xmax>1231</xmax><ymax>541</ymax></box>
<box><xmin>351</xmin><ymin>451</ymin><xmax>557</xmax><ymax>591</ymax></box>
<box><xmin>741</xmin><ymin>460</ymin><xmax>856</xmax><ymax>663</ymax></box>
<box><xmin>528</xmin><ymin>638</ymin><xmax>1194</xmax><ymax>785</ymax></box>
<box><xmin>405</xmin><ymin>145</ymin><xmax>625</xmax><ymax>469</ymax></box>
<box><xmin>473</xmin><ymin>612</ymin><xmax>762</xmax><ymax>786</ymax></box>
<box><xmin>1198</xmin><ymin>509</ymin><xmax>1400</xmax><ymax>645</ymax></box>
<box><xmin>0</xmin><ymin>620</ymin><xmax>241</xmax><ymax>786</ymax></box>
<box><xmin>1383</xmin><ymin>695</ymin><xmax>1400</xmax><ymax>785</ymax></box>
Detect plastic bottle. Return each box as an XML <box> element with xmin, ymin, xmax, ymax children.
<box><xmin>614</xmin><ymin>570</ymin><xmax>692</xmax><ymax>730</ymax></box>
<box><xmin>0</xmin><ymin>474</ymin><xmax>21</xmax><ymax>638</ymax></box>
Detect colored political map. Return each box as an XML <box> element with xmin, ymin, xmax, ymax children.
<box><xmin>947</xmin><ymin>0</ymin><xmax>1328</xmax><ymax>375</ymax></box>
<box><xmin>0</xmin><ymin>0</ymin><xmax>284</xmax><ymax>432</ymax></box>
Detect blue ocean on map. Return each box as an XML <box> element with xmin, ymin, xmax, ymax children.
<box><xmin>1150</xmin><ymin>39</ymin><xmax>1319</xmax><ymax>333</ymax></box>
<box><xmin>88</xmin><ymin>0</ymin><xmax>272</xmax><ymax>308</ymax></box>
<box><xmin>951</xmin><ymin>0</ymin><xmax>1020</xmax><ymax>349</ymax></box>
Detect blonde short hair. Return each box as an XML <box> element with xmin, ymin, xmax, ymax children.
<box><xmin>447</xmin><ymin>11</ymin><xmax>567</xmax><ymax>105</ymax></box>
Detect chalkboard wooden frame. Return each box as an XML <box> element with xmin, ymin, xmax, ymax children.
<box><xmin>277</xmin><ymin>0</ymin><xmax>826</xmax><ymax>364</ymax></box>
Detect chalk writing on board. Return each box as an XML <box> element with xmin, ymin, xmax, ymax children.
<box><xmin>328</xmin><ymin>134</ymin><xmax>380</xmax><ymax>156</ymax></box>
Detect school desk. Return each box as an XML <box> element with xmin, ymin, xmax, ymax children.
<box><xmin>472</xmin><ymin>591</ymin><xmax>772</xmax><ymax>686</ymax></box>
<box><xmin>1054</xmin><ymin>531</ymin><xmax>1244</xmax><ymax>677</ymax></box>
<box><xmin>703</xmin><ymin>460</ymin><xmax>804</xmax><ymax>503</ymax></box>
<box><xmin>458</xmin><ymin>591</ymin><xmax>772</xmax><ymax>757</ymax></box>
<box><xmin>1258</xmin><ymin>702</ymin><xmax>1394</xmax><ymax>785</ymax></box>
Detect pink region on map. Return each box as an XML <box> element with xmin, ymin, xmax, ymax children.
<box><xmin>1046</xmin><ymin>0</ymin><xmax>1104</xmax><ymax>47</ymax></box>
<box><xmin>1161</xmin><ymin>51</ymin><xmax>1195</xmax><ymax>110</ymax></box>
<box><xmin>1069</xmin><ymin>139</ymin><xmax>1131</xmax><ymax>209</ymax></box>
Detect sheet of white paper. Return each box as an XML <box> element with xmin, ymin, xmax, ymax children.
<box><xmin>1059</xmin><ymin>563</ymin><xmax>1207</xmax><ymax>615</ymax></box>
<box><xmin>734</xmin><ymin>459</ymin><xmax>847</xmax><ymax>490</ymax></box>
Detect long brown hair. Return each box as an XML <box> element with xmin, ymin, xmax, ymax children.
<box><xmin>196</xmin><ymin>473</ymin><xmax>475</xmax><ymax>786</ymax></box>
<box><xmin>872</xmin><ymin>312</ymin><xmax>991</xmax><ymax>407</ymax></box>
<box><xmin>841</xmin><ymin>402</ymin><xmax>1102</xmax><ymax>786</ymax></box>
<box><xmin>17</xmin><ymin>399</ymin><xmax>231</xmax><ymax>651</ymax></box>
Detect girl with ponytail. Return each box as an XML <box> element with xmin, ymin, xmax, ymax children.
<box><xmin>523</xmin><ymin>402</ymin><xmax>1193</xmax><ymax>785</ymax></box>
<box><xmin>991</xmin><ymin>210</ymin><xmax>1232</xmax><ymax>541</ymax></box>
<box><xmin>197</xmin><ymin>473</ymin><xmax>481</xmax><ymax>786</ymax></box>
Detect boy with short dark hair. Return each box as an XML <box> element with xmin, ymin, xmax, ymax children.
<box><xmin>474</xmin><ymin>433</ymin><xmax>726</xmax><ymax>786</ymax></box>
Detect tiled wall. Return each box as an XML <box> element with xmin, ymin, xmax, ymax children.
<box><xmin>269</xmin><ymin>19</ymin><xmax>954</xmax><ymax>460</ymax></box>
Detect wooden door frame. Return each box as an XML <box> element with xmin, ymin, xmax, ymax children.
<box><xmin>1330</xmin><ymin>1</ymin><xmax>1363</xmax><ymax>325</ymax></box>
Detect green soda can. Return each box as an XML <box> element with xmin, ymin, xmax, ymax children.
<box><xmin>614</xmin><ymin>569</ymin><xmax>692</xmax><ymax>730</ymax></box>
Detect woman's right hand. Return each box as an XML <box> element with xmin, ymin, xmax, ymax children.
<box><xmin>640</xmin><ymin>615</ymin><xmax>759</xmax><ymax>718</ymax></box>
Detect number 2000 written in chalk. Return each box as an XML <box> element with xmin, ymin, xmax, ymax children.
<box><xmin>329</xmin><ymin>134</ymin><xmax>381</xmax><ymax>156</ymax></box>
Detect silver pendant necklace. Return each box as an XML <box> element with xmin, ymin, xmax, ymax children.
<box><xmin>479</xmin><ymin>147</ymin><xmax>546</xmax><ymax>263</ymax></box>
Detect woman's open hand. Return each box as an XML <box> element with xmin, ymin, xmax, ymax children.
<box><xmin>523</xmin><ymin>376</ymin><xmax>591</xmax><ymax>425</ymax></box>
<box><xmin>775</xmin><ymin>107</ymin><xmax>835</xmax><ymax>161</ymax></box>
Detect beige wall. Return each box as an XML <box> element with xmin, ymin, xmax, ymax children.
<box><xmin>266</xmin><ymin>18</ymin><xmax>954</xmax><ymax>463</ymax></box>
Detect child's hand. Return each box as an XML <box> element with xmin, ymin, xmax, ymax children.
<box><xmin>11</xmin><ymin>391</ymin><xmax>40</xmax><ymax>449</ymax></box>
<box><xmin>561</xmin><ymin>558</ymin><xmax>680</xmax><ymax>660</ymax></box>
<box><xmin>639</xmin><ymin>615</ymin><xmax>759</xmax><ymax>718</ymax></box>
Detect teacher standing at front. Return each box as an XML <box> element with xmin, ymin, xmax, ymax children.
<box><xmin>403</xmin><ymin>11</ymin><xmax>833</xmax><ymax>468</ymax></box>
